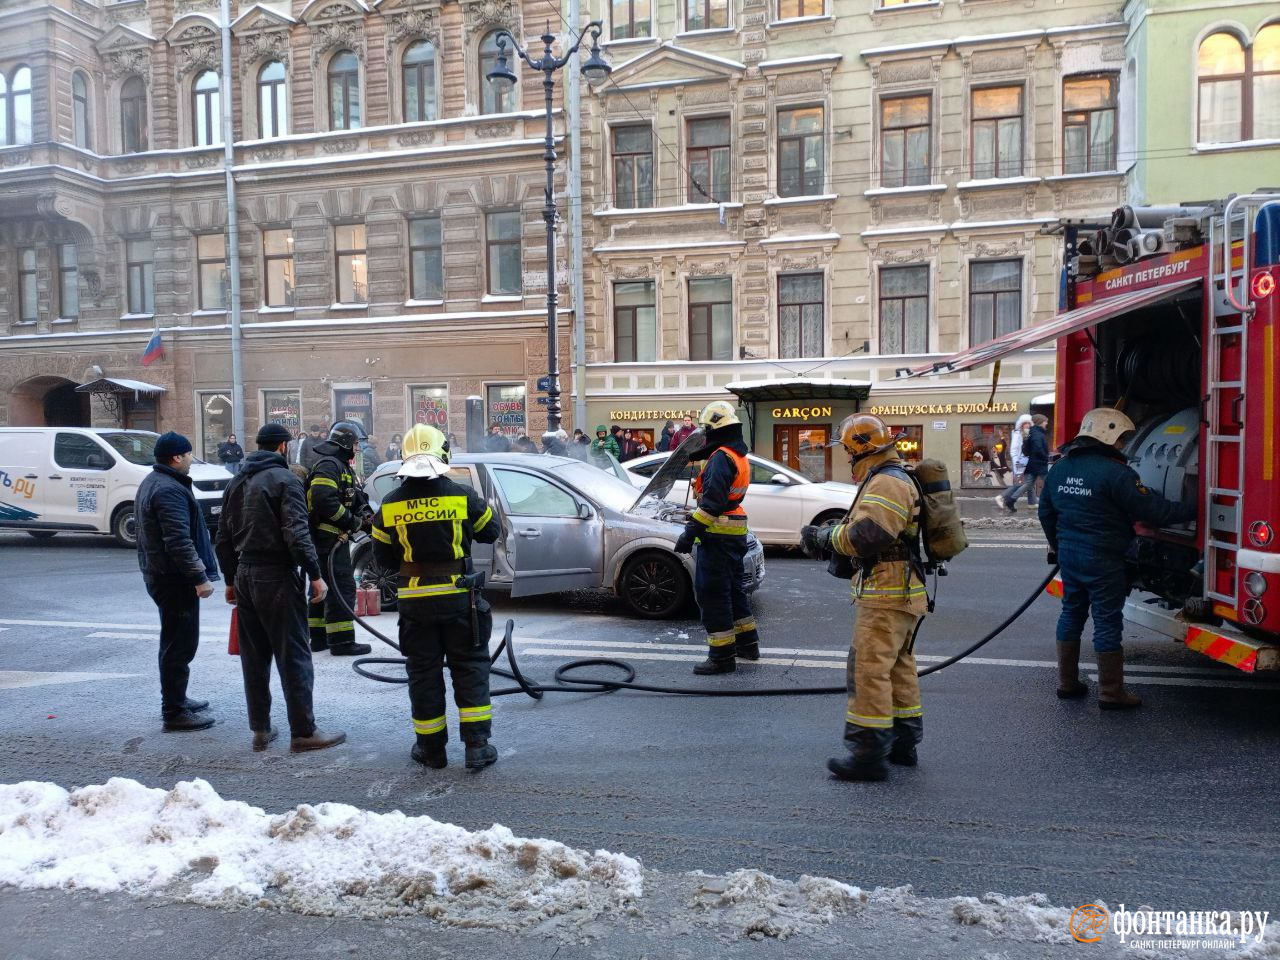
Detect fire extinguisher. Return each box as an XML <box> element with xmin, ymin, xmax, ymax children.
<box><xmin>362</xmin><ymin>584</ymin><xmax>381</xmax><ymax>617</ymax></box>
<box><xmin>228</xmin><ymin>607</ymin><xmax>240</xmax><ymax>656</ymax></box>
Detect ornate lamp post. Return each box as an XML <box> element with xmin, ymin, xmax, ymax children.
<box><xmin>487</xmin><ymin>22</ymin><xmax>611</xmax><ymax>435</ymax></box>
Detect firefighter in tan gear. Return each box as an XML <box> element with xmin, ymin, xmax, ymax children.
<box><xmin>801</xmin><ymin>414</ymin><xmax>926</xmax><ymax>782</ymax></box>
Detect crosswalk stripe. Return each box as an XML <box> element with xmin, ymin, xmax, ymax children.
<box><xmin>0</xmin><ymin>670</ymin><xmax>140</xmax><ymax>690</ymax></box>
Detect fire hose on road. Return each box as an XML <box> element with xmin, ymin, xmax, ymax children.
<box><xmin>328</xmin><ymin>541</ymin><xmax>1060</xmax><ymax>699</ymax></box>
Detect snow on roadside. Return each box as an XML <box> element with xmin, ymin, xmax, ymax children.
<box><xmin>0</xmin><ymin>778</ymin><xmax>642</xmax><ymax>934</ymax></box>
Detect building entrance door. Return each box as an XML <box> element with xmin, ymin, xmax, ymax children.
<box><xmin>773</xmin><ymin>425</ymin><xmax>831</xmax><ymax>482</ymax></box>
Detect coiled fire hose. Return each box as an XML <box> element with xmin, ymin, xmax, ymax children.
<box><xmin>328</xmin><ymin>540</ymin><xmax>1060</xmax><ymax>698</ymax></box>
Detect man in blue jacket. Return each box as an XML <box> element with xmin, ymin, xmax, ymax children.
<box><xmin>135</xmin><ymin>431</ymin><xmax>219</xmax><ymax>731</ymax></box>
<box><xmin>1038</xmin><ymin>408</ymin><xmax>1195</xmax><ymax>709</ymax></box>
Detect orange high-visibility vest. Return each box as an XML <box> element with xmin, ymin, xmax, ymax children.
<box><xmin>693</xmin><ymin>447</ymin><xmax>750</xmax><ymax>516</ymax></box>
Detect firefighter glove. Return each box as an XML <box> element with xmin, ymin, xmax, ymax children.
<box><xmin>673</xmin><ymin>522</ymin><xmax>699</xmax><ymax>555</ymax></box>
<box><xmin>801</xmin><ymin>524</ymin><xmax>834</xmax><ymax>559</ymax></box>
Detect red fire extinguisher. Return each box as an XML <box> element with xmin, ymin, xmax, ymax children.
<box><xmin>363</xmin><ymin>584</ymin><xmax>382</xmax><ymax>617</ymax></box>
<box><xmin>354</xmin><ymin>586</ymin><xmax>367</xmax><ymax>618</ymax></box>
<box><xmin>228</xmin><ymin>607</ymin><xmax>240</xmax><ymax>656</ymax></box>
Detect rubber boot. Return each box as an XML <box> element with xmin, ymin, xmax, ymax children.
<box><xmin>290</xmin><ymin>728</ymin><xmax>347</xmax><ymax>752</ymax></box>
<box><xmin>252</xmin><ymin>727</ymin><xmax>279</xmax><ymax>752</ymax></box>
<box><xmin>889</xmin><ymin>716</ymin><xmax>923</xmax><ymax>767</ymax></box>
<box><xmin>1056</xmin><ymin>641</ymin><xmax>1088</xmax><ymax>700</ymax></box>
<box><xmin>465</xmin><ymin>740</ymin><xmax>498</xmax><ymax>770</ymax></box>
<box><xmin>1097</xmin><ymin>648</ymin><xmax>1142</xmax><ymax>710</ymax></box>
<box><xmin>328</xmin><ymin>641</ymin><xmax>373</xmax><ymax>656</ymax></box>
<box><xmin>411</xmin><ymin>735</ymin><xmax>447</xmax><ymax>769</ymax></box>
<box><xmin>827</xmin><ymin>728</ymin><xmax>891</xmax><ymax>782</ymax></box>
<box><xmin>735</xmin><ymin>640</ymin><xmax>760</xmax><ymax>661</ymax></box>
<box><xmin>693</xmin><ymin>655</ymin><xmax>736</xmax><ymax>675</ymax></box>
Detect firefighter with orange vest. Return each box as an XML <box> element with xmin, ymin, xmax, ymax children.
<box><xmin>802</xmin><ymin>414</ymin><xmax>926</xmax><ymax>782</ymax></box>
<box><xmin>673</xmin><ymin>400</ymin><xmax>762</xmax><ymax>675</ymax></box>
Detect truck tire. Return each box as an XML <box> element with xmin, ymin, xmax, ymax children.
<box><xmin>619</xmin><ymin>550</ymin><xmax>691</xmax><ymax>619</ymax></box>
<box><xmin>112</xmin><ymin>504</ymin><xmax>137</xmax><ymax>547</ymax></box>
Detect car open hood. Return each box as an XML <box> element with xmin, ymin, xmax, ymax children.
<box><xmin>628</xmin><ymin>428</ymin><xmax>705</xmax><ymax>513</ymax></box>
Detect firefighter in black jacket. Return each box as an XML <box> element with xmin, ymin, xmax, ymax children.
<box><xmin>673</xmin><ymin>400</ymin><xmax>761</xmax><ymax>675</ymax></box>
<box><xmin>371</xmin><ymin>424</ymin><xmax>501</xmax><ymax>770</ymax></box>
<box><xmin>306</xmin><ymin>420</ymin><xmax>372</xmax><ymax>656</ymax></box>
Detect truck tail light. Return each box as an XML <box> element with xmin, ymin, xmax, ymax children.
<box><xmin>1250</xmin><ymin>521</ymin><xmax>1274</xmax><ymax>547</ymax></box>
<box><xmin>1250</xmin><ymin>271</ymin><xmax>1276</xmax><ymax>301</ymax></box>
<box><xmin>1244</xmin><ymin>598</ymin><xmax>1266</xmax><ymax>625</ymax></box>
<box><xmin>1244</xmin><ymin>571</ymin><xmax>1267</xmax><ymax>597</ymax></box>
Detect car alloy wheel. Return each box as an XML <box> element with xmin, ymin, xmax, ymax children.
<box><xmin>621</xmin><ymin>551</ymin><xmax>690</xmax><ymax>619</ymax></box>
<box><xmin>353</xmin><ymin>546</ymin><xmax>399</xmax><ymax>612</ymax></box>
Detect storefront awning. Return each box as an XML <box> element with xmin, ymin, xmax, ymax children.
<box><xmin>1031</xmin><ymin>392</ymin><xmax>1056</xmax><ymax>406</ymax></box>
<box><xmin>895</xmin><ymin>278</ymin><xmax>1202</xmax><ymax>379</ymax></box>
<box><xmin>726</xmin><ymin>378</ymin><xmax>872</xmax><ymax>404</ymax></box>
<box><xmin>76</xmin><ymin>377</ymin><xmax>168</xmax><ymax>396</ymax></box>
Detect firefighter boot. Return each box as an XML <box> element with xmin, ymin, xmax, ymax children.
<box><xmin>465</xmin><ymin>740</ymin><xmax>498</xmax><ymax>770</ymax></box>
<box><xmin>827</xmin><ymin>728</ymin><xmax>892</xmax><ymax>782</ymax></box>
<box><xmin>889</xmin><ymin>716</ymin><xmax>923</xmax><ymax>767</ymax></box>
<box><xmin>1056</xmin><ymin>641</ymin><xmax>1088</xmax><ymax>699</ymax></box>
<box><xmin>1097</xmin><ymin>648</ymin><xmax>1142</xmax><ymax>710</ymax></box>
<box><xmin>328</xmin><ymin>641</ymin><xmax>373</xmax><ymax>656</ymax></box>
<box><xmin>734</xmin><ymin>618</ymin><xmax>760</xmax><ymax>661</ymax></box>
<box><xmin>693</xmin><ymin>655</ymin><xmax>736</xmax><ymax>675</ymax></box>
<box><xmin>411</xmin><ymin>735</ymin><xmax>447</xmax><ymax>769</ymax></box>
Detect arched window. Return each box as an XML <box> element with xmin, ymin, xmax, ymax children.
<box><xmin>479</xmin><ymin>32</ymin><xmax>513</xmax><ymax>115</ymax></box>
<box><xmin>1</xmin><ymin>65</ymin><xmax>32</xmax><ymax>145</ymax></box>
<box><xmin>1256</xmin><ymin>24</ymin><xmax>1280</xmax><ymax>140</ymax></box>
<box><xmin>120</xmin><ymin>75</ymin><xmax>147</xmax><ymax>153</ymax></box>
<box><xmin>328</xmin><ymin>50</ymin><xmax>360</xmax><ymax>130</ymax></box>
<box><xmin>257</xmin><ymin>60</ymin><xmax>287</xmax><ymax>139</ymax></box>
<box><xmin>72</xmin><ymin>72</ymin><xmax>90</xmax><ymax>149</ymax></box>
<box><xmin>1198</xmin><ymin>33</ymin><xmax>1246</xmax><ymax>143</ymax></box>
<box><xmin>192</xmin><ymin>69</ymin><xmax>221</xmax><ymax>146</ymax></box>
<box><xmin>401</xmin><ymin>40</ymin><xmax>436</xmax><ymax>123</ymax></box>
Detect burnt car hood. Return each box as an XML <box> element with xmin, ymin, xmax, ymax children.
<box><xmin>628</xmin><ymin>428</ymin><xmax>705</xmax><ymax>514</ymax></box>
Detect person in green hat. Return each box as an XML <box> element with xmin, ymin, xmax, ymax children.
<box><xmin>590</xmin><ymin>424</ymin><xmax>620</xmax><ymax>465</ymax></box>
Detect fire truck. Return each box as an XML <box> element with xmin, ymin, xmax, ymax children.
<box><xmin>904</xmin><ymin>192</ymin><xmax>1280</xmax><ymax>673</ymax></box>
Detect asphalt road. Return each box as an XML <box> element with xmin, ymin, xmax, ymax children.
<box><xmin>1</xmin><ymin>527</ymin><xmax>1277</xmax><ymax>955</ymax></box>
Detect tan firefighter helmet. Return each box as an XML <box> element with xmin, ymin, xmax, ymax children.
<box><xmin>1077</xmin><ymin>407</ymin><xmax>1135</xmax><ymax>446</ymax></box>
<box><xmin>697</xmin><ymin>399</ymin><xmax>741</xmax><ymax>428</ymax></box>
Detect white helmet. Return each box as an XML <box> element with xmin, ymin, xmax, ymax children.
<box><xmin>698</xmin><ymin>399</ymin><xmax>740</xmax><ymax>428</ymax></box>
<box><xmin>1077</xmin><ymin>407</ymin><xmax>1135</xmax><ymax>446</ymax></box>
<box><xmin>397</xmin><ymin>424</ymin><xmax>451</xmax><ymax>479</ymax></box>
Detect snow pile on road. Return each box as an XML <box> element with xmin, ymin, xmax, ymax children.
<box><xmin>0</xmin><ymin>778</ymin><xmax>643</xmax><ymax>932</ymax></box>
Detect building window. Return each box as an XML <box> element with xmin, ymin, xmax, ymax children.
<box><xmin>1198</xmin><ymin>27</ymin><xmax>1280</xmax><ymax>143</ymax></box>
<box><xmin>961</xmin><ymin>422</ymin><xmax>1015</xmax><ymax>489</ymax></box>
<box><xmin>778</xmin><ymin>0</ymin><xmax>822</xmax><ymax>19</ymax></box>
<box><xmin>1063</xmin><ymin>74</ymin><xmax>1117</xmax><ymax>173</ymax></box>
<box><xmin>17</xmin><ymin>248</ymin><xmax>37</xmax><ymax>322</ymax></box>
<box><xmin>410</xmin><ymin>384</ymin><xmax>449</xmax><ymax>427</ymax></box>
<box><xmin>328</xmin><ymin>50</ymin><xmax>361</xmax><ymax>130</ymax></box>
<box><xmin>778</xmin><ymin>273</ymin><xmax>823</xmax><ymax>359</ymax></box>
<box><xmin>1255</xmin><ymin>25</ymin><xmax>1280</xmax><ymax>140</ymax></box>
<box><xmin>121</xmin><ymin>76</ymin><xmax>147</xmax><ymax>152</ymax></box>
<box><xmin>334</xmin><ymin>224</ymin><xmax>367</xmax><ymax>304</ymax></box>
<box><xmin>687</xmin><ymin>116</ymin><xmax>730</xmax><ymax>203</ymax></box>
<box><xmin>485</xmin><ymin>210</ymin><xmax>521</xmax><ymax>295</ymax></box>
<box><xmin>612</xmin><ymin>125</ymin><xmax>653</xmax><ymax>208</ymax></box>
<box><xmin>480</xmin><ymin>32</ymin><xmax>514</xmax><ymax>115</ymax></box>
<box><xmin>408</xmin><ymin>216</ymin><xmax>443</xmax><ymax>301</ymax></box>
<box><xmin>880</xmin><ymin>94</ymin><xmax>930</xmax><ymax>187</ymax></box>
<box><xmin>262</xmin><ymin>228</ymin><xmax>295</xmax><ymax>308</ymax></box>
<box><xmin>969</xmin><ymin>259</ymin><xmax>1021</xmax><ymax>344</ymax></box>
<box><xmin>257</xmin><ymin>60</ymin><xmax>287</xmax><ymax>139</ymax></box>
<box><xmin>613</xmin><ymin>280</ymin><xmax>657</xmax><ymax>362</ymax></box>
<box><xmin>685</xmin><ymin>0</ymin><xmax>728</xmax><ymax>31</ymax></box>
<box><xmin>196</xmin><ymin>233</ymin><xmax>228</xmax><ymax>311</ymax></box>
<box><xmin>334</xmin><ymin>388</ymin><xmax>372</xmax><ymax>430</ymax></box>
<box><xmin>1</xmin><ymin>65</ymin><xmax>32</xmax><ymax>146</ymax></box>
<box><xmin>192</xmin><ymin>70</ymin><xmax>220</xmax><ymax>146</ymax></box>
<box><xmin>971</xmin><ymin>86</ymin><xmax>1023</xmax><ymax>180</ymax></box>
<box><xmin>612</xmin><ymin>0</ymin><xmax>652</xmax><ymax>40</ymax></box>
<box><xmin>57</xmin><ymin>243</ymin><xmax>78</xmax><ymax>319</ymax></box>
<box><xmin>198</xmin><ymin>391</ymin><xmax>233</xmax><ymax>462</ymax></box>
<box><xmin>879</xmin><ymin>265</ymin><xmax>929</xmax><ymax>354</ymax></box>
<box><xmin>688</xmin><ymin>277</ymin><xmax>732</xmax><ymax>361</ymax></box>
<box><xmin>895</xmin><ymin>425</ymin><xmax>924</xmax><ymax>463</ymax></box>
<box><xmin>125</xmin><ymin>238</ymin><xmax>154</xmax><ymax>315</ymax></box>
<box><xmin>777</xmin><ymin>105</ymin><xmax>824</xmax><ymax>197</ymax></box>
<box><xmin>401</xmin><ymin>40</ymin><xmax>437</xmax><ymax>123</ymax></box>
<box><xmin>72</xmin><ymin>72</ymin><xmax>90</xmax><ymax>149</ymax></box>
<box><xmin>486</xmin><ymin>383</ymin><xmax>526</xmax><ymax>439</ymax></box>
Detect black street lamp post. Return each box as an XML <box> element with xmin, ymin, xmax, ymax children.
<box><xmin>488</xmin><ymin>22</ymin><xmax>611</xmax><ymax>436</ymax></box>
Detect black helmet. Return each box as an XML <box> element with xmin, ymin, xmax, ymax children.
<box><xmin>328</xmin><ymin>419</ymin><xmax>367</xmax><ymax>451</ymax></box>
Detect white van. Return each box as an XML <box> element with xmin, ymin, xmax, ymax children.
<box><xmin>0</xmin><ymin>428</ymin><xmax>232</xmax><ymax>546</ymax></box>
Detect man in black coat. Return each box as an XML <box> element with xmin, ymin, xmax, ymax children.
<box><xmin>217</xmin><ymin>423</ymin><xmax>347</xmax><ymax>753</ymax></box>
<box><xmin>216</xmin><ymin>434</ymin><xmax>244</xmax><ymax>474</ymax></box>
<box><xmin>135</xmin><ymin>431</ymin><xmax>219</xmax><ymax>731</ymax></box>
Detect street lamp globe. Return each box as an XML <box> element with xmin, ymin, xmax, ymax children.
<box><xmin>580</xmin><ymin>40</ymin><xmax>612</xmax><ymax>84</ymax></box>
<box><xmin>486</xmin><ymin>42</ymin><xmax>518</xmax><ymax>91</ymax></box>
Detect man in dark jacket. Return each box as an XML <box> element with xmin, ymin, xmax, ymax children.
<box><xmin>1039</xmin><ymin>408</ymin><xmax>1195</xmax><ymax>710</ymax></box>
<box><xmin>299</xmin><ymin>424</ymin><xmax>326</xmax><ymax>470</ymax></box>
<box><xmin>670</xmin><ymin>414</ymin><xmax>697</xmax><ymax>449</ymax></box>
<box><xmin>541</xmin><ymin>429</ymin><xmax>569</xmax><ymax>456</ymax></box>
<box><xmin>216</xmin><ymin>423</ymin><xmax>346</xmax><ymax>753</ymax></box>
<box><xmin>306</xmin><ymin>420</ymin><xmax>372</xmax><ymax>656</ymax></box>
<box><xmin>216</xmin><ymin>434</ymin><xmax>244</xmax><ymax>474</ymax></box>
<box><xmin>371</xmin><ymin>424</ymin><xmax>502</xmax><ymax>769</ymax></box>
<box><xmin>1022</xmin><ymin>414</ymin><xmax>1051</xmax><ymax>503</ymax></box>
<box><xmin>135</xmin><ymin>431</ymin><xmax>219</xmax><ymax>732</ymax></box>
<box><xmin>484</xmin><ymin>424</ymin><xmax>512</xmax><ymax>452</ymax></box>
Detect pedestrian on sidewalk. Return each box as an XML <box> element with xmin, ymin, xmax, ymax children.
<box><xmin>135</xmin><ymin>431</ymin><xmax>219</xmax><ymax>732</ymax></box>
<box><xmin>216</xmin><ymin>434</ymin><xmax>244</xmax><ymax>474</ymax></box>
<box><xmin>216</xmin><ymin>423</ymin><xmax>346</xmax><ymax>753</ymax></box>
<box><xmin>996</xmin><ymin>414</ymin><xmax>1040</xmax><ymax>512</ymax></box>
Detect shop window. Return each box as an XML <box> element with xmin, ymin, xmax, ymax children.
<box><xmin>328</xmin><ymin>50</ymin><xmax>361</xmax><ymax>130</ymax></box>
<box><xmin>262</xmin><ymin>228</ymin><xmax>295</xmax><ymax>307</ymax></box>
<box><xmin>410</xmin><ymin>384</ymin><xmax>449</xmax><ymax>428</ymax></box>
<box><xmin>688</xmin><ymin>276</ymin><xmax>732</xmax><ymax>361</ymax></box>
<box><xmin>487</xmin><ymin>382</ymin><xmax>527</xmax><ymax>440</ymax></box>
<box><xmin>969</xmin><ymin>259</ymin><xmax>1022</xmax><ymax>344</ymax></box>
<box><xmin>258</xmin><ymin>60</ymin><xmax>287</xmax><ymax>139</ymax></box>
<box><xmin>614</xmin><ymin>280</ymin><xmax>657</xmax><ymax>362</ymax></box>
<box><xmin>334</xmin><ymin>223</ymin><xmax>367</xmax><ymax>304</ymax></box>
<box><xmin>1063</xmin><ymin>74</ymin><xmax>1117</xmax><ymax>173</ymax></box>
<box><xmin>198</xmin><ymin>391</ymin><xmax>233</xmax><ymax>462</ymax></box>
<box><xmin>880</xmin><ymin>94</ymin><xmax>930</xmax><ymax>187</ymax></box>
<box><xmin>774</xmin><ymin>425</ymin><xmax>831</xmax><ymax>482</ymax></box>
<box><xmin>612</xmin><ymin>125</ymin><xmax>653</xmax><ymax>208</ymax></box>
<box><xmin>879</xmin><ymin>264</ymin><xmax>929</xmax><ymax>354</ymax></box>
<box><xmin>777</xmin><ymin>105</ymin><xmax>824</xmax><ymax>197</ymax></box>
<box><xmin>971</xmin><ymin>86</ymin><xmax>1023</xmax><ymax>180</ymax></box>
<box><xmin>196</xmin><ymin>233</ymin><xmax>228</xmax><ymax>311</ymax></box>
<box><xmin>687</xmin><ymin>116</ymin><xmax>730</xmax><ymax>203</ymax></box>
<box><xmin>612</xmin><ymin>0</ymin><xmax>652</xmax><ymax>39</ymax></box>
<box><xmin>486</xmin><ymin>210</ymin><xmax>521</xmax><ymax>296</ymax></box>
<box><xmin>409</xmin><ymin>217</ymin><xmax>443</xmax><ymax>301</ymax></box>
<box><xmin>895</xmin><ymin>424</ymin><xmax>923</xmax><ymax>462</ymax></box>
<box><xmin>192</xmin><ymin>69</ymin><xmax>221</xmax><ymax>147</ymax></box>
<box><xmin>334</xmin><ymin>388</ymin><xmax>372</xmax><ymax>431</ymax></box>
<box><xmin>262</xmin><ymin>389</ymin><xmax>301</xmax><ymax>437</ymax></box>
<box><xmin>960</xmin><ymin>422</ymin><xmax>1016</xmax><ymax>489</ymax></box>
<box><xmin>402</xmin><ymin>40</ymin><xmax>437</xmax><ymax>123</ymax></box>
<box><xmin>778</xmin><ymin>272</ymin><xmax>824</xmax><ymax>358</ymax></box>
<box><xmin>126</xmin><ymin>238</ymin><xmax>155</xmax><ymax>315</ymax></box>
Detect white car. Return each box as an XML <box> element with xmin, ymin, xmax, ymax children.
<box><xmin>624</xmin><ymin>451</ymin><xmax>856</xmax><ymax>546</ymax></box>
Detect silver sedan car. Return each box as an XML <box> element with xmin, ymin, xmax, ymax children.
<box><xmin>353</xmin><ymin>451</ymin><xmax>765</xmax><ymax>619</ymax></box>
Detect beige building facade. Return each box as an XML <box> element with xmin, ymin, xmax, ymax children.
<box><xmin>0</xmin><ymin>0</ymin><xmax>572</xmax><ymax>460</ymax></box>
<box><xmin>579</xmin><ymin>0</ymin><xmax>1129</xmax><ymax>483</ymax></box>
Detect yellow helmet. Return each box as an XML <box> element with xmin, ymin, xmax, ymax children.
<box><xmin>398</xmin><ymin>423</ymin><xmax>451</xmax><ymax>479</ymax></box>
<box><xmin>831</xmin><ymin>413</ymin><xmax>898</xmax><ymax>458</ymax></box>
<box><xmin>1077</xmin><ymin>407</ymin><xmax>1134</xmax><ymax>446</ymax></box>
<box><xmin>698</xmin><ymin>399</ymin><xmax>740</xmax><ymax>428</ymax></box>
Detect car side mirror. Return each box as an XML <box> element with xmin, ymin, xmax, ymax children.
<box><xmin>769</xmin><ymin>473</ymin><xmax>791</xmax><ymax>486</ymax></box>
<box><xmin>577</xmin><ymin>501</ymin><xmax>593</xmax><ymax>520</ymax></box>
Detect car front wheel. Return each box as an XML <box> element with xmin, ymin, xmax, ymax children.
<box><xmin>352</xmin><ymin>542</ymin><xmax>399</xmax><ymax>613</ymax></box>
<box><xmin>619</xmin><ymin>551</ymin><xmax>691</xmax><ymax>619</ymax></box>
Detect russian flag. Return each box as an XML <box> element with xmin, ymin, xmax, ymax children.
<box><xmin>141</xmin><ymin>331</ymin><xmax>164</xmax><ymax>367</ymax></box>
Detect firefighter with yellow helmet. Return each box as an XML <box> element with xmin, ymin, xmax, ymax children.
<box><xmin>370</xmin><ymin>424</ymin><xmax>501</xmax><ymax>770</ymax></box>
<box><xmin>801</xmin><ymin>413</ymin><xmax>926</xmax><ymax>782</ymax></box>
<box><xmin>673</xmin><ymin>399</ymin><xmax>762</xmax><ymax>674</ymax></box>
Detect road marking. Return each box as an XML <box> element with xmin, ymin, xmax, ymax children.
<box><xmin>1084</xmin><ymin>673</ymin><xmax>1280</xmax><ymax>691</ymax></box>
<box><xmin>87</xmin><ymin>631</ymin><xmax>225</xmax><ymax>642</ymax></box>
<box><xmin>963</xmin><ymin>543</ymin><xmax>1049</xmax><ymax>550</ymax></box>
<box><xmin>0</xmin><ymin>670</ymin><xmax>140</xmax><ymax>690</ymax></box>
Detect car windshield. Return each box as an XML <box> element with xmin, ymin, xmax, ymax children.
<box><xmin>98</xmin><ymin>431</ymin><xmax>157</xmax><ymax>465</ymax></box>
<box><xmin>550</xmin><ymin>460</ymin><xmax>648</xmax><ymax>513</ymax></box>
